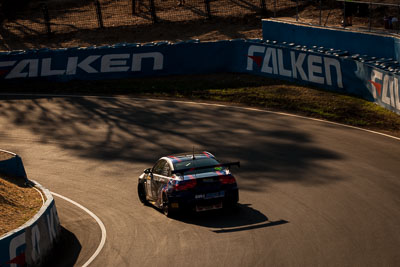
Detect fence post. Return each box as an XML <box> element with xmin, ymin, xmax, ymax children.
<box><xmin>368</xmin><ymin>1</ymin><xmax>372</xmax><ymax>31</ymax></box>
<box><xmin>319</xmin><ymin>0</ymin><xmax>322</xmax><ymax>25</ymax></box>
<box><xmin>41</xmin><ymin>3</ymin><xmax>52</xmax><ymax>37</ymax></box>
<box><xmin>397</xmin><ymin>4</ymin><xmax>399</xmax><ymax>33</ymax></box>
<box><xmin>343</xmin><ymin>0</ymin><xmax>346</xmax><ymax>28</ymax></box>
<box><xmin>204</xmin><ymin>0</ymin><xmax>211</xmax><ymax>19</ymax></box>
<box><xmin>260</xmin><ymin>0</ymin><xmax>266</xmax><ymax>15</ymax></box>
<box><xmin>132</xmin><ymin>0</ymin><xmax>136</xmax><ymax>15</ymax></box>
<box><xmin>149</xmin><ymin>0</ymin><xmax>157</xmax><ymax>23</ymax></box>
<box><xmin>95</xmin><ymin>0</ymin><xmax>104</xmax><ymax>29</ymax></box>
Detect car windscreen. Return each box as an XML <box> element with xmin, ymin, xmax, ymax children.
<box><xmin>173</xmin><ymin>158</ymin><xmax>222</xmax><ymax>175</ymax></box>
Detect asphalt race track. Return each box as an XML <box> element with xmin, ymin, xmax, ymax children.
<box><xmin>1</xmin><ymin>95</ymin><xmax>399</xmax><ymax>267</ymax></box>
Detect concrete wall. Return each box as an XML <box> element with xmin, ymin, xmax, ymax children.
<box><xmin>0</xmin><ymin>150</ymin><xmax>61</xmax><ymax>267</ymax></box>
<box><xmin>262</xmin><ymin>19</ymin><xmax>398</xmax><ymax>61</ymax></box>
<box><xmin>0</xmin><ymin>149</ymin><xmax>28</xmax><ymax>180</ymax></box>
<box><xmin>0</xmin><ymin>30</ymin><xmax>400</xmax><ymax>115</ymax></box>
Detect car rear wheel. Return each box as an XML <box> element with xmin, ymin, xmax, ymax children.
<box><xmin>137</xmin><ymin>183</ymin><xmax>148</xmax><ymax>205</ymax></box>
<box><xmin>162</xmin><ymin>194</ymin><xmax>175</xmax><ymax>218</ymax></box>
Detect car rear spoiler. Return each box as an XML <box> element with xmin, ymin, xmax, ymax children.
<box><xmin>172</xmin><ymin>161</ymin><xmax>240</xmax><ymax>175</ymax></box>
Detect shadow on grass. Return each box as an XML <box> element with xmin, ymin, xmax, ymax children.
<box><xmin>0</xmin><ymin>173</ymin><xmax>27</xmax><ymax>187</ymax></box>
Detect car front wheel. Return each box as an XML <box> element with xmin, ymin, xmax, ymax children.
<box><xmin>137</xmin><ymin>183</ymin><xmax>148</xmax><ymax>205</ymax></box>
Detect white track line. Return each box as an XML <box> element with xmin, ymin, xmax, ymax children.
<box><xmin>51</xmin><ymin>192</ymin><xmax>107</xmax><ymax>267</ymax></box>
<box><xmin>1</xmin><ymin>93</ymin><xmax>398</xmax><ymax>141</ymax></box>
<box><xmin>150</xmin><ymin>98</ymin><xmax>400</xmax><ymax>141</ymax></box>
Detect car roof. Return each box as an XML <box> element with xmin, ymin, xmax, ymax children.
<box><xmin>164</xmin><ymin>151</ymin><xmax>216</xmax><ymax>164</ymax></box>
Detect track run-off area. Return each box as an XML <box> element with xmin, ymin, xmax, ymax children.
<box><xmin>0</xmin><ymin>94</ymin><xmax>399</xmax><ymax>267</ymax></box>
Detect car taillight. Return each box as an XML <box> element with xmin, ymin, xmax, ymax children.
<box><xmin>219</xmin><ymin>175</ymin><xmax>236</xmax><ymax>184</ymax></box>
<box><xmin>174</xmin><ymin>179</ymin><xmax>197</xmax><ymax>191</ymax></box>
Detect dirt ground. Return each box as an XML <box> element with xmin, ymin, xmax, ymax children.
<box><xmin>0</xmin><ymin>151</ymin><xmax>13</xmax><ymax>161</ymax></box>
<box><xmin>1</xmin><ymin>0</ymin><xmax>398</xmax><ymax>51</ymax></box>
<box><xmin>0</xmin><ymin>177</ymin><xmax>43</xmax><ymax>236</ymax></box>
<box><xmin>0</xmin><ymin>16</ymin><xmax>263</xmax><ymax>51</ymax></box>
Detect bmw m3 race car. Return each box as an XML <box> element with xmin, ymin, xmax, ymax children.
<box><xmin>137</xmin><ymin>151</ymin><xmax>240</xmax><ymax>217</ymax></box>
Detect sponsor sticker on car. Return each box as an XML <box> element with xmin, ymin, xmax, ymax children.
<box><xmin>195</xmin><ymin>191</ymin><xmax>225</xmax><ymax>199</ymax></box>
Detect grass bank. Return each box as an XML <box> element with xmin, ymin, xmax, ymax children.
<box><xmin>0</xmin><ymin>177</ymin><xmax>43</xmax><ymax>236</ymax></box>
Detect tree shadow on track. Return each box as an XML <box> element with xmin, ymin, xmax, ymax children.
<box><xmin>175</xmin><ymin>203</ymin><xmax>288</xmax><ymax>233</ymax></box>
<box><xmin>0</xmin><ymin>93</ymin><xmax>344</xmax><ymax>189</ymax></box>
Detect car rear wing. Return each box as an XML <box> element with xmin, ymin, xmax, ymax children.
<box><xmin>171</xmin><ymin>161</ymin><xmax>240</xmax><ymax>175</ymax></box>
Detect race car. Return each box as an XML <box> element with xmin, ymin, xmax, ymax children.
<box><xmin>137</xmin><ymin>151</ymin><xmax>240</xmax><ymax>217</ymax></box>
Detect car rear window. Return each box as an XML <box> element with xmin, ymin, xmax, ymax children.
<box><xmin>173</xmin><ymin>158</ymin><xmax>221</xmax><ymax>175</ymax></box>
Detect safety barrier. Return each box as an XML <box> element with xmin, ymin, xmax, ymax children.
<box><xmin>0</xmin><ymin>40</ymin><xmax>235</xmax><ymax>81</ymax></box>
<box><xmin>261</xmin><ymin>19</ymin><xmax>400</xmax><ymax>61</ymax></box>
<box><xmin>0</xmin><ymin>151</ymin><xmax>61</xmax><ymax>267</ymax></box>
<box><xmin>0</xmin><ymin>149</ymin><xmax>28</xmax><ymax>181</ymax></box>
<box><xmin>0</xmin><ymin>25</ymin><xmax>399</xmax><ymax>115</ymax></box>
<box><xmin>241</xmin><ymin>40</ymin><xmax>400</xmax><ymax>114</ymax></box>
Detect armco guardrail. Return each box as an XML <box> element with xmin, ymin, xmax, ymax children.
<box><xmin>0</xmin><ymin>23</ymin><xmax>399</xmax><ymax>115</ymax></box>
<box><xmin>0</xmin><ymin>151</ymin><xmax>61</xmax><ymax>267</ymax></box>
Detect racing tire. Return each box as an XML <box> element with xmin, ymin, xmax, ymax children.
<box><xmin>137</xmin><ymin>183</ymin><xmax>148</xmax><ymax>205</ymax></box>
<box><xmin>162</xmin><ymin>194</ymin><xmax>175</xmax><ymax>218</ymax></box>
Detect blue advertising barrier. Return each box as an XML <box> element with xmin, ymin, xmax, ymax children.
<box><xmin>262</xmin><ymin>19</ymin><xmax>400</xmax><ymax>61</ymax></box>
<box><xmin>0</xmin><ymin>182</ymin><xmax>60</xmax><ymax>267</ymax></box>
<box><xmin>0</xmin><ymin>150</ymin><xmax>28</xmax><ymax>180</ymax></box>
<box><xmin>0</xmin><ymin>38</ymin><xmax>400</xmax><ymax>115</ymax></box>
<box><xmin>236</xmin><ymin>41</ymin><xmax>400</xmax><ymax>114</ymax></box>
<box><xmin>0</xmin><ymin>40</ymin><xmax>237</xmax><ymax>81</ymax></box>
<box><xmin>0</xmin><ymin>150</ymin><xmax>60</xmax><ymax>266</ymax></box>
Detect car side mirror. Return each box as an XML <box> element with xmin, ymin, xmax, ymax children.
<box><xmin>144</xmin><ymin>168</ymin><xmax>152</xmax><ymax>174</ymax></box>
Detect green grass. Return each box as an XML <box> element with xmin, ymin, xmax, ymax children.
<box><xmin>2</xmin><ymin>73</ymin><xmax>400</xmax><ymax>137</ymax></box>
